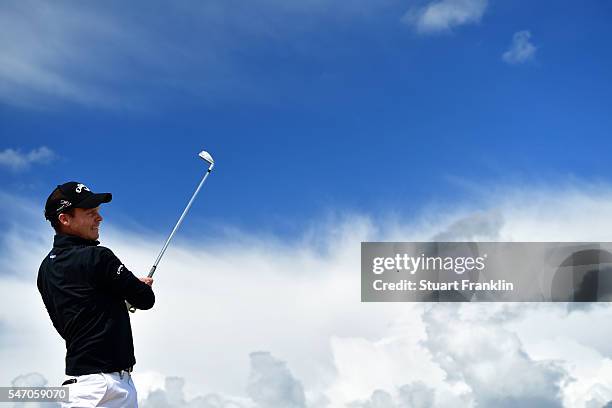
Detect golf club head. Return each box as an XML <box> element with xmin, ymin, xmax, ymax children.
<box><xmin>198</xmin><ymin>150</ymin><xmax>214</xmax><ymax>167</ymax></box>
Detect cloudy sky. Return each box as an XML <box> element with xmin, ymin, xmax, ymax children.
<box><xmin>1</xmin><ymin>0</ymin><xmax>612</xmax><ymax>407</ymax></box>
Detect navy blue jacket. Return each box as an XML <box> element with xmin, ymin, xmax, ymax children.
<box><xmin>37</xmin><ymin>234</ymin><xmax>155</xmax><ymax>376</ymax></box>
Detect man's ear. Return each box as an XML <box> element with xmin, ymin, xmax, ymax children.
<box><xmin>58</xmin><ymin>213</ymin><xmax>71</xmax><ymax>227</ymax></box>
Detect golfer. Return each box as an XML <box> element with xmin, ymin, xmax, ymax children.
<box><xmin>37</xmin><ymin>182</ymin><xmax>155</xmax><ymax>407</ymax></box>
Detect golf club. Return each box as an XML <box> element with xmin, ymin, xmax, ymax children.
<box><xmin>128</xmin><ymin>150</ymin><xmax>215</xmax><ymax>313</ymax></box>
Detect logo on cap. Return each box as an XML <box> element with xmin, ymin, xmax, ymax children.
<box><xmin>75</xmin><ymin>183</ymin><xmax>90</xmax><ymax>193</ymax></box>
<box><xmin>57</xmin><ymin>200</ymin><xmax>72</xmax><ymax>212</ymax></box>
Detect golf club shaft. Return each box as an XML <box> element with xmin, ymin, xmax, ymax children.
<box><xmin>148</xmin><ymin>164</ymin><xmax>214</xmax><ymax>278</ymax></box>
<box><xmin>128</xmin><ymin>162</ymin><xmax>214</xmax><ymax>312</ymax></box>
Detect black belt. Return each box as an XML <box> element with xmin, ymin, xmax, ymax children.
<box><xmin>61</xmin><ymin>367</ymin><xmax>133</xmax><ymax>385</ymax></box>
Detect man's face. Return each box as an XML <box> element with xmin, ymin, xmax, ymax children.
<box><xmin>60</xmin><ymin>207</ymin><xmax>103</xmax><ymax>240</ymax></box>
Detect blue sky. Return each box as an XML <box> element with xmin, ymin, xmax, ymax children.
<box><xmin>1</xmin><ymin>0</ymin><xmax>611</xmax><ymax>238</ymax></box>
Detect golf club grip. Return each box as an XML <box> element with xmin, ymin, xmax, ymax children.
<box><xmin>127</xmin><ymin>265</ymin><xmax>156</xmax><ymax>313</ymax></box>
<box><xmin>148</xmin><ymin>265</ymin><xmax>157</xmax><ymax>278</ymax></box>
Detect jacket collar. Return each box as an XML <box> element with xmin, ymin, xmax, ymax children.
<box><xmin>53</xmin><ymin>234</ymin><xmax>100</xmax><ymax>249</ymax></box>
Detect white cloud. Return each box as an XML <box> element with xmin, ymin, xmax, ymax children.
<box><xmin>0</xmin><ymin>2</ymin><xmax>131</xmax><ymax>108</ymax></box>
<box><xmin>139</xmin><ymin>376</ymin><xmax>250</xmax><ymax>408</ymax></box>
<box><xmin>502</xmin><ymin>30</ymin><xmax>537</xmax><ymax>64</ymax></box>
<box><xmin>0</xmin><ymin>1</ymin><xmax>249</xmax><ymax>109</ymax></box>
<box><xmin>122</xmin><ymin>352</ymin><xmax>313</xmax><ymax>407</ymax></box>
<box><xmin>0</xmin><ymin>146</ymin><xmax>55</xmax><ymax>171</ymax></box>
<box><xmin>0</xmin><ymin>1</ymin><xmax>393</xmax><ymax>109</ymax></box>
<box><xmin>5</xmin><ymin>182</ymin><xmax>612</xmax><ymax>406</ymax></box>
<box><xmin>12</xmin><ymin>372</ymin><xmax>50</xmax><ymax>387</ymax></box>
<box><xmin>347</xmin><ymin>389</ymin><xmax>395</xmax><ymax>408</ymax></box>
<box><xmin>424</xmin><ymin>305</ymin><xmax>567</xmax><ymax>407</ymax></box>
<box><xmin>10</xmin><ymin>372</ymin><xmax>61</xmax><ymax>408</ymax></box>
<box><xmin>401</xmin><ymin>0</ymin><xmax>487</xmax><ymax>34</ymax></box>
<box><xmin>247</xmin><ymin>351</ymin><xmax>306</xmax><ymax>408</ymax></box>
<box><xmin>398</xmin><ymin>382</ymin><xmax>436</xmax><ymax>408</ymax></box>
<box><xmin>345</xmin><ymin>383</ymin><xmax>438</xmax><ymax>408</ymax></box>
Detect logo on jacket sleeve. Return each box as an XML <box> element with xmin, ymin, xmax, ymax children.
<box><xmin>117</xmin><ymin>265</ymin><xmax>124</xmax><ymax>275</ymax></box>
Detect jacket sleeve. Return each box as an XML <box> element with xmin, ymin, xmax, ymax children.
<box><xmin>92</xmin><ymin>247</ymin><xmax>155</xmax><ymax>310</ymax></box>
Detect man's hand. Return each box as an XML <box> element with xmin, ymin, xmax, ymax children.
<box><xmin>139</xmin><ymin>277</ymin><xmax>154</xmax><ymax>286</ymax></box>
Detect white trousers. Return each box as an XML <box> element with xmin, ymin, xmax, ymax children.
<box><xmin>61</xmin><ymin>372</ymin><xmax>138</xmax><ymax>408</ymax></box>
